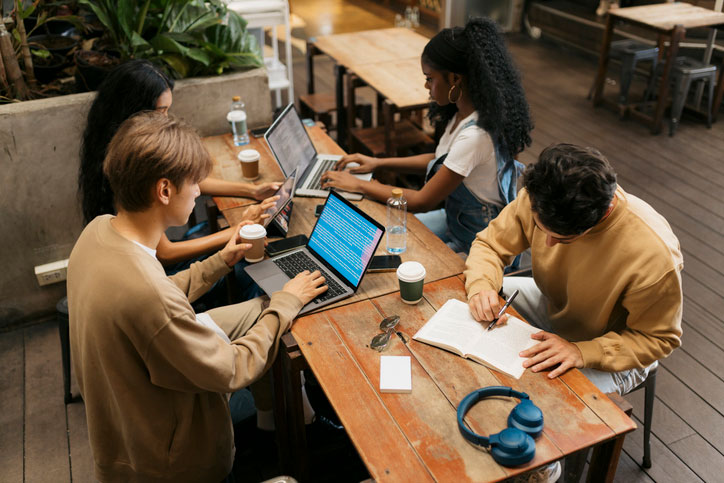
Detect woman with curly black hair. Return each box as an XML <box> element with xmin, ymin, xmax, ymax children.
<box><xmin>322</xmin><ymin>17</ymin><xmax>533</xmax><ymax>254</ymax></box>
<box><xmin>79</xmin><ymin>59</ymin><xmax>280</xmax><ymax>266</ymax></box>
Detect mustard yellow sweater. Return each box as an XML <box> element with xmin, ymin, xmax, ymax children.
<box><xmin>464</xmin><ymin>187</ymin><xmax>683</xmax><ymax>372</ymax></box>
<box><xmin>68</xmin><ymin>216</ymin><xmax>302</xmax><ymax>482</ymax></box>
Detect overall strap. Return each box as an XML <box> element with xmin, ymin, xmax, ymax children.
<box><xmin>425</xmin><ymin>119</ymin><xmax>478</xmax><ymax>183</ymax></box>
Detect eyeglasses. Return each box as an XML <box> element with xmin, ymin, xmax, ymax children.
<box><xmin>370</xmin><ymin>315</ymin><xmax>401</xmax><ymax>352</ymax></box>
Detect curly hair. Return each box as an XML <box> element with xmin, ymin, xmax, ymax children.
<box><xmin>78</xmin><ymin>60</ymin><xmax>174</xmax><ymax>224</ymax></box>
<box><xmin>422</xmin><ymin>17</ymin><xmax>533</xmax><ymax>161</ymax></box>
<box><xmin>524</xmin><ymin>143</ymin><xmax>617</xmax><ymax>236</ymax></box>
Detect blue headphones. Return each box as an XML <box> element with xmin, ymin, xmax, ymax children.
<box><xmin>457</xmin><ymin>386</ymin><xmax>544</xmax><ymax>466</ymax></box>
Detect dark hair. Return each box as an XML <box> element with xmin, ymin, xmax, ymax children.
<box><xmin>421</xmin><ymin>17</ymin><xmax>533</xmax><ymax>161</ymax></box>
<box><xmin>524</xmin><ymin>143</ymin><xmax>617</xmax><ymax>236</ymax></box>
<box><xmin>79</xmin><ymin>60</ymin><xmax>175</xmax><ymax>223</ymax></box>
<box><xmin>104</xmin><ymin>112</ymin><xmax>211</xmax><ymax>213</ymax></box>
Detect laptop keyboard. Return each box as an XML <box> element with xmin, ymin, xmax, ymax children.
<box><xmin>273</xmin><ymin>251</ymin><xmax>346</xmax><ymax>303</ymax></box>
<box><xmin>303</xmin><ymin>158</ymin><xmax>338</xmax><ymax>191</ymax></box>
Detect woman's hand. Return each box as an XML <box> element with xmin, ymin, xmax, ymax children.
<box><xmin>220</xmin><ymin>221</ymin><xmax>254</xmax><ymax>267</ymax></box>
<box><xmin>320</xmin><ymin>170</ymin><xmax>362</xmax><ymax>193</ymax></box>
<box><xmin>282</xmin><ymin>270</ymin><xmax>328</xmax><ymax>306</ymax></box>
<box><xmin>334</xmin><ymin>153</ymin><xmax>378</xmax><ymax>173</ymax></box>
<box><xmin>240</xmin><ymin>195</ymin><xmax>280</xmax><ymax>224</ymax></box>
<box><xmin>252</xmin><ymin>182</ymin><xmax>281</xmax><ymax>201</ymax></box>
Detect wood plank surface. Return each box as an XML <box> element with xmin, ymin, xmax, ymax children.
<box><xmin>313</xmin><ymin>28</ymin><xmax>428</xmax><ymax>67</ymax></box>
<box><xmin>294</xmin><ymin>277</ymin><xmax>635</xmax><ymax>481</ymax></box>
<box><xmin>290</xmin><ymin>310</ymin><xmax>435</xmax><ymax>482</ymax></box>
<box><xmin>0</xmin><ymin>330</ymin><xmax>25</xmax><ymax>482</ymax></box>
<box><xmin>350</xmin><ymin>58</ymin><xmax>429</xmax><ymax>109</ymax></box>
<box><xmin>612</xmin><ymin>3</ymin><xmax>724</xmax><ymax>31</ymax></box>
<box><xmin>24</xmin><ymin>322</ymin><xmax>70</xmax><ymax>483</ymax></box>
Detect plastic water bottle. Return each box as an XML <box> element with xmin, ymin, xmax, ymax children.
<box><xmin>227</xmin><ymin>96</ymin><xmax>249</xmax><ymax>146</ymax></box>
<box><xmin>386</xmin><ymin>188</ymin><xmax>407</xmax><ymax>254</ymax></box>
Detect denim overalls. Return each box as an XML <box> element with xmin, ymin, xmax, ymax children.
<box><xmin>421</xmin><ymin>120</ymin><xmax>524</xmax><ymax>256</ymax></box>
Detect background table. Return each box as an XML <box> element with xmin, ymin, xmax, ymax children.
<box><xmin>591</xmin><ymin>3</ymin><xmax>724</xmax><ymax>133</ymax></box>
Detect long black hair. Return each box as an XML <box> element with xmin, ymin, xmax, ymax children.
<box><xmin>422</xmin><ymin>17</ymin><xmax>533</xmax><ymax>162</ymax></box>
<box><xmin>78</xmin><ymin>59</ymin><xmax>174</xmax><ymax>224</ymax></box>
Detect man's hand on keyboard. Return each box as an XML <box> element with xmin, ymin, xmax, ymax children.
<box><xmin>321</xmin><ymin>169</ymin><xmax>362</xmax><ymax>193</ymax></box>
<box><xmin>283</xmin><ymin>270</ymin><xmax>328</xmax><ymax>305</ymax></box>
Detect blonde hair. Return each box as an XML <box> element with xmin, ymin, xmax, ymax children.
<box><xmin>103</xmin><ymin>111</ymin><xmax>212</xmax><ymax>212</ymax></box>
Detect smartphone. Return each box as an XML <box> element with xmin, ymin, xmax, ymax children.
<box><xmin>315</xmin><ymin>204</ymin><xmax>324</xmax><ymax>217</ymax></box>
<box><xmin>265</xmin><ymin>234</ymin><xmax>308</xmax><ymax>257</ymax></box>
<box><xmin>368</xmin><ymin>255</ymin><xmax>402</xmax><ymax>272</ymax></box>
<box><xmin>250</xmin><ymin>126</ymin><xmax>269</xmax><ymax>138</ymax></box>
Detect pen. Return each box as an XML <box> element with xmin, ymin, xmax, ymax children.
<box><xmin>487</xmin><ymin>289</ymin><xmax>519</xmax><ymax>331</ymax></box>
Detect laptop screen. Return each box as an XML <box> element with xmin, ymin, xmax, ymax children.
<box><xmin>307</xmin><ymin>192</ymin><xmax>384</xmax><ymax>288</ymax></box>
<box><xmin>265</xmin><ymin>104</ymin><xmax>317</xmax><ymax>177</ymax></box>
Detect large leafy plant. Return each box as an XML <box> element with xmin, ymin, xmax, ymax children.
<box><xmin>79</xmin><ymin>0</ymin><xmax>263</xmax><ymax>78</ymax></box>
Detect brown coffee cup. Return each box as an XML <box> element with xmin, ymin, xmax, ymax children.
<box><xmin>238</xmin><ymin>149</ymin><xmax>260</xmax><ymax>180</ymax></box>
<box><xmin>239</xmin><ymin>224</ymin><xmax>266</xmax><ymax>263</ymax></box>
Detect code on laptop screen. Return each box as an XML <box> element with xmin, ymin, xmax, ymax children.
<box><xmin>308</xmin><ymin>194</ymin><xmax>383</xmax><ymax>287</ymax></box>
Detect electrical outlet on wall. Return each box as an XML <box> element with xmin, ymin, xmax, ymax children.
<box><xmin>34</xmin><ymin>259</ymin><xmax>69</xmax><ymax>286</ymax></box>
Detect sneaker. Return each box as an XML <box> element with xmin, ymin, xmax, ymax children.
<box><xmin>508</xmin><ymin>460</ymin><xmax>561</xmax><ymax>483</ymax></box>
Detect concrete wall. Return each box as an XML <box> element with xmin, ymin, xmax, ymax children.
<box><xmin>0</xmin><ymin>68</ymin><xmax>272</xmax><ymax>329</ymax></box>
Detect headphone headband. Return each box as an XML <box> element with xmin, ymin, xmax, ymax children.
<box><xmin>457</xmin><ymin>386</ymin><xmax>530</xmax><ymax>445</ymax></box>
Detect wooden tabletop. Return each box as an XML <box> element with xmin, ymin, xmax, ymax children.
<box><xmin>313</xmin><ymin>27</ymin><xmax>429</xmax><ymax>68</ymax></box>
<box><xmin>610</xmin><ymin>2</ymin><xmax>724</xmax><ymax>32</ymax></box>
<box><xmin>204</xmin><ymin>127</ymin><xmax>466</xmax><ymax>309</ymax></box>
<box><xmin>349</xmin><ymin>57</ymin><xmax>429</xmax><ymax>109</ymax></box>
<box><xmin>292</xmin><ymin>275</ymin><xmax>637</xmax><ymax>481</ymax></box>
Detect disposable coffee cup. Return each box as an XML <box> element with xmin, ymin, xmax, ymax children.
<box><xmin>240</xmin><ymin>224</ymin><xmax>266</xmax><ymax>263</ymax></box>
<box><xmin>397</xmin><ymin>261</ymin><xmax>426</xmax><ymax>304</ymax></box>
<box><xmin>238</xmin><ymin>149</ymin><xmax>260</xmax><ymax>180</ymax></box>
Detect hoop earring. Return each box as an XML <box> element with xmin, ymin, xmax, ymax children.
<box><xmin>448</xmin><ymin>84</ymin><xmax>461</xmax><ymax>104</ymax></box>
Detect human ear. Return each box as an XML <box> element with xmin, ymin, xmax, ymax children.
<box><xmin>156</xmin><ymin>178</ymin><xmax>172</xmax><ymax>206</ymax></box>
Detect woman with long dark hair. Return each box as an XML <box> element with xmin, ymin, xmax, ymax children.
<box><xmin>79</xmin><ymin>59</ymin><xmax>279</xmax><ymax>265</ymax></box>
<box><xmin>322</xmin><ymin>17</ymin><xmax>533</xmax><ymax>254</ymax></box>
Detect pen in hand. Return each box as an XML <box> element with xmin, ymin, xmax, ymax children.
<box><xmin>487</xmin><ymin>289</ymin><xmax>519</xmax><ymax>331</ymax></box>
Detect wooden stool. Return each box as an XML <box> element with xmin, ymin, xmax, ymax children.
<box><xmin>350</xmin><ymin>119</ymin><xmax>433</xmax><ymax>157</ymax></box>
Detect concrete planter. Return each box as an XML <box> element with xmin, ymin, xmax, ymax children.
<box><xmin>0</xmin><ymin>67</ymin><xmax>272</xmax><ymax>329</ymax></box>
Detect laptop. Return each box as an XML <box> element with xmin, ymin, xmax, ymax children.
<box><xmin>264</xmin><ymin>103</ymin><xmax>373</xmax><ymax>200</ymax></box>
<box><xmin>245</xmin><ymin>190</ymin><xmax>385</xmax><ymax>315</ymax></box>
<box><xmin>263</xmin><ymin>169</ymin><xmax>296</xmax><ymax>236</ymax></box>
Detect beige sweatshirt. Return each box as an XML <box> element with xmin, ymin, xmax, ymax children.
<box><xmin>68</xmin><ymin>215</ymin><xmax>302</xmax><ymax>482</ymax></box>
<box><xmin>464</xmin><ymin>187</ymin><xmax>683</xmax><ymax>372</ymax></box>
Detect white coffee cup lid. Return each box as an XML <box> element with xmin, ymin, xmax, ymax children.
<box><xmin>397</xmin><ymin>261</ymin><xmax>426</xmax><ymax>282</ymax></box>
<box><xmin>239</xmin><ymin>223</ymin><xmax>266</xmax><ymax>239</ymax></box>
<box><xmin>238</xmin><ymin>149</ymin><xmax>260</xmax><ymax>162</ymax></box>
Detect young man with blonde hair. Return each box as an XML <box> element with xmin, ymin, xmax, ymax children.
<box><xmin>68</xmin><ymin>111</ymin><xmax>327</xmax><ymax>482</ymax></box>
<box><xmin>466</xmin><ymin>143</ymin><xmax>683</xmax><ymax>396</ymax></box>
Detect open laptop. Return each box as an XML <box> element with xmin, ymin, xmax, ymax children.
<box><xmin>264</xmin><ymin>103</ymin><xmax>373</xmax><ymax>200</ymax></box>
<box><xmin>245</xmin><ymin>190</ymin><xmax>384</xmax><ymax>316</ymax></box>
<box><xmin>263</xmin><ymin>169</ymin><xmax>296</xmax><ymax>236</ymax></box>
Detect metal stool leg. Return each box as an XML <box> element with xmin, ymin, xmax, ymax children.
<box><xmin>706</xmin><ymin>74</ymin><xmax>715</xmax><ymax>128</ymax></box>
<box><xmin>642</xmin><ymin>369</ymin><xmax>656</xmax><ymax>468</ymax></box>
<box><xmin>619</xmin><ymin>54</ymin><xmax>636</xmax><ymax>105</ymax></box>
<box><xmin>670</xmin><ymin>74</ymin><xmax>691</xmax><ymax>136</ymax></box>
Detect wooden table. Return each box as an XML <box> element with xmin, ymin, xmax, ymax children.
<box><xmin>347</xmin><ymin>57</ymin><xmax>430</xmax><ymax>155</ymax></box>
<box><xmin>309</xmin><ymin>28</ymin><xmax>429</xmax><ymax>147</ymax></box>
<box><xmin>288</xmin><ymin>275</ymin><xmax>636</xmax><ymax>482</ymax></box>
<box><xmin>205</xmin><ymin>128</ymin><xmax>634</xmax><ymax>482</ymax></box>
<box><xmin>591</xmin><ymin>3</ymin><xmax>724</xmax><ymax>133</ymax></box>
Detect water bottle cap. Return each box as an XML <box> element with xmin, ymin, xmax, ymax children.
<box><xmin>232</xmin><ymin>96</ymin><xmax>240</xmax><ymax>101</ymax></box>
<box><xmin>391</xmin><ymin>188</ymin><xmax>403</xmax><ymax>198</ymax></box>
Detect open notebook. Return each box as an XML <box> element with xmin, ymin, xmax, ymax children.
<box><xmin>413</xmin><ymin>299</ymin><xmax>538</xmax><ymax>379</ymax></box>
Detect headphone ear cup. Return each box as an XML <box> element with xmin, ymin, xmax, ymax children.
<box><xmin>508</xmin><ymin>399</ymin><xmax>544</xmax><ymax>439</ymax></box>
<box><xmin>489</xmin><ymin>428</ymin><xmax>536</xmax><ymax>466</ymax></box>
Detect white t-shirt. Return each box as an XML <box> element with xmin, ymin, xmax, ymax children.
<box><xmin>434</xmin><ymin>111</ymin><xmax>503</xmax><ymax>207</ymax></box>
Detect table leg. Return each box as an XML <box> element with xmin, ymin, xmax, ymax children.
<box><xmin>713</xmin><ymin>61</ymin><xmax>724</xmax><ymax>123</ymax></box>
<box><xmin>335</xmin><ymin>64</ymin><xmax>347</xmax><ymax>149</ymax></box>
<box><xmin>347</xmin><ymin>74</ymin><xmax>361</xmax><ymax>149</ymax></box>
<box><xmin>652</xmin><ymin>25</ymin><xmax>685</xmax><ymax>134</ymax></box>
<box><xmin>592</xmin><ymin>14</ymin><xmax>615</xmax><ymax>106</ymax></box>
<box><xmin>383</xmin><ymin>99</ymin><xmax>394</xmax><ymax>156</ymax></box>
<box><xmin>306</xmin><ymin>41</ymin><xmax>316</xmax><ymax>95</ymax></box>
<box><xmin>587</xmin><ymin>434</ymin><xmax>627</xmax><ymax>483</ymax></box>
<box><xmin>280</xmin><ymin>333</ymin><xmax>309</xmax><ymax>481</ymax></box>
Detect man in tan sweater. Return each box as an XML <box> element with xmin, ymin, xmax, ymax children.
<box><xmin>68</xmin><ymin>112</ymin><xmax>327</xmax><ymax>482</ymax></box>
<box><xmin>465</xmin><ymin>143</ymin><xmax>683</xmax><ymax>395</ymax></box>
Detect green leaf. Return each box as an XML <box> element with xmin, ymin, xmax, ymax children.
<box><xmin>150</xmin><ymin>34</ymin><xmax>190</xmax><ymax>56</ymax></box>
<box><xmin>186</xmin><ymin>47</ymin><xmax>212</xmax><ymax>66</ymax></box>
<box><xmin>31</xmin><ymin>48</ymin><xmax>51</xmax><ymax>59</ymax></box>
<box><xmin>158</xmin><ymin>52</ymin><xmax>190</xmax><ymax>77</ymax></box>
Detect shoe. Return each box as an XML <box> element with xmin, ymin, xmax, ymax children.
<box><xmin>305</xmin><ymin>414</ymin><xmax>347</xmax><ymax>449</ymax></box>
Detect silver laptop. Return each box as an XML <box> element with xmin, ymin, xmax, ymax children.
<box><xmin>264</xmin><ymin>103</ymin><xmax>373</xmax><ymax>200</ymax></box>
<box><xmin>245</xmin><ymin>190</ymin><xmax>384</xmax><ymax>315</ymax></box>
